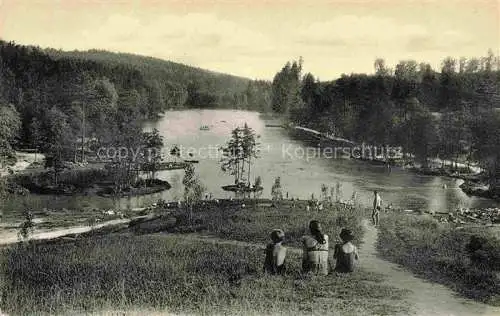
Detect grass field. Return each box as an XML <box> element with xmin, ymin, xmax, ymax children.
<box><xmin>131</xmin><ymin>199</ymin><xmax>366</xmax><ymax>248</ymax></box>
<box><xmin>377</xmin><ymin>212</ymin><xmax>500</xmax><ymax>305</ymax></box>
<box><xmin>1</xmin><ymin>234</ymin><xmax>408</xmax><ymax>315</ymax></box>
<box><xmin>0</xmin><ymin>200</ymin><xmax>410</xmax><ymax>315</ymax></box>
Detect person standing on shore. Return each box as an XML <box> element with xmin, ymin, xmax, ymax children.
<box><xmin>351</xmin><ymin>191</ymin><xmax>357</xmax><ymax>205</ymax></box>
<box><xmin>336</xmin><ymin>182</ymin><xmax>342</xmax><ymax>202</ymax></box>
<box><xmin>372</xmin><ymin>191</ymin><xmax>382</xmax><ymax>226</ymax></box>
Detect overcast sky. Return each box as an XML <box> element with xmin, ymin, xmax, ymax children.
<box><xmin>0</xmin><ymin>0</ymin><xmax>498</xmax><ymax>80</ymax></box>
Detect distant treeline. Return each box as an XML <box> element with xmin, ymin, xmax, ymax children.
<box><xmin>0</xmin><ymin>40</ymin><xmax>272</xmax><ymax>158</ymax></box>
<box><xmin>45</xmin><ymin>48</ymin><xmax>272</xmax><ymax>112</ymax></box>
<box><xmin>271</xmin><ymin>53</ymin><xmax>500</xmax><ymax>188</ymax></box>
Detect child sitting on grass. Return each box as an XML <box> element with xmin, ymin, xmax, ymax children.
<box><xmin>302</xmin><ymin>221</ymin><xmax>329</xmax><ymax>275</ymax></box>
<box><xmin>333</xmin><ymin>228</ymin><xmax>359</xmax><ymax>273</ymax></box>
<box><xmin>263</xmin><ymin>229</ymin><xmax>287</xmax><ymax>275</ymax></box>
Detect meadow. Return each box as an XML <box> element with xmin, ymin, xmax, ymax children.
<box><xmin>131</xmin><ymin>199</ymin><xmax>366</xmax><ymax>247</ymax></box>
<box><xmin>0</xmin><ymin>200</ymin><xmax>410</xmax><ymax>315</ymax></box>
<box><xmin>377</xmin><ymin>212</ymin><xmax>500</xmax><ymax>305</ymax></box>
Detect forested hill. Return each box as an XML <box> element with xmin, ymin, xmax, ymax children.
<box><xmin>44</xmin><ymin>48</ymin><xmax>268</xmax><ymax>109</ymax></box>
<box><xmin>269</xmin><ymin>54</ymin><xmax>500</xmax><ymax>190</ymax></box>
<box><xmin>0</xmin><ymin>40</ymin><xmax>271</xmax><ymax>150</ymax></box>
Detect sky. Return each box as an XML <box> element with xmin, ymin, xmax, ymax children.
<box><xmin>0</xmin><ymin>0</ymin><xmax>498</xmax><ymax>80</ymax></box>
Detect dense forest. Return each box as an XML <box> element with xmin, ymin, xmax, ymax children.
<box><xmin>45</xmin><ymin>48</ymin><xmax>272</xmax><ymax>111</ymax></box>
<box><xmin>0</xmin><ymin>40</ymin><xmax>271</xmax><ymax>164</ymax></box>
<box><xmin>271</xmin><ymin>52</ymin><xmax>500</xmax><ymax>190</ymax></box>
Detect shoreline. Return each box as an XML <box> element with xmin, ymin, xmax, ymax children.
<box><xmin>2</xmin><ymin>197</ymin><xmax>498</xmax><ymax>250</ymax></box>
<box><xmin>286</xmin><ymin>124</ymin><xmax>499</xmax><ymax>201</ymax></box>
<box><xmin>11</xmin><ymin>180</ymin><xmax>171</xmax><ymax>197</ymax></box>
<box><xmin>95</xmin><ymin>181</ymin><xmax>171</xmax><ymax>198</ymax></box>
<box><xmin>4</xmin><ymin>154</ymin><xmax>172</xmax><ymax>198</ymax></box>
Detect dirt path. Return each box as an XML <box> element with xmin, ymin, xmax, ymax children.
<box><xmin>358</xmin><ymin>220</ymin><xmax>499</xmax><ymax>316</ymax></box>
<box><xmin>0</xmin><ymin>218</ymin><xmax>131</xmax><ymax>245</ymax></box>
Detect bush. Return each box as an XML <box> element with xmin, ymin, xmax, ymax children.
<box><xmin>466</xmin><ymin>234</ymin><xmax>500</xmax><ymax>270</ymax></box>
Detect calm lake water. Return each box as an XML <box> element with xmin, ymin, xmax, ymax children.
<box><xmin>6</xmin><ymin>109</ymin><xmax>499</xmax><ymax>215</ymax></box>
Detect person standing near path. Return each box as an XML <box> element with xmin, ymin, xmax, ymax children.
<box><xmin>302</xmin><ymin>220</ymin><xmax>329</xmax><ymax>275</ymax></box>
<box><xmin>350</xmin><ymin>191</ymin><xmax>357</xmax><ymax>205</ymax></box>
<box><xmin>335</xmin><ymin>182</ymin><xmax>342</xmax><ymax>202</ymax></box>
<box><xmin>372</xmin><ymin>190</ymin><xmax>382</xmax><ymax>226</ymax></box>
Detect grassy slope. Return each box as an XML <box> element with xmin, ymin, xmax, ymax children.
<box><xmin>131</xmin><ymin>200</ymin><xmax>366</xmax><ymax>248</ymax></box>
<box><xmin>1</xmin><ymin>200</ymin><xmax>409</xmax><ymax>315</ymax></box>
<box><xmin>377</xmin><ymin>212</ymin><xmax>500</xmax><ymax>305</ymax></box>
<box><xmin>2</xmin><ymin>235</ymin><xmax>407</xmax><ymax>316</ymax></box>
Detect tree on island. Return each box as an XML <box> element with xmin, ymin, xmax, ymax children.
<box><xmin>220</xmin><ymin>123</ymin><xmax>260</xmax><ymax>197</ymax></box>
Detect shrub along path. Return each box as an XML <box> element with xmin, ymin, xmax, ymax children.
<box><xmin>159</xmin><ymin>220</ymin><xmax>500</xmax><ymax>316</ymax></box>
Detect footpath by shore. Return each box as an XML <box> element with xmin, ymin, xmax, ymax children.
<box><xmin>287</xmin><ymin>124</ymin><xmax>499</xmax><ymax>202</ymax></box>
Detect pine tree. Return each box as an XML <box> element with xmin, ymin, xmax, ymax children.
<box><xmin>221</xmin><ymin>123</ymin><xmax>260</xmax><ymax>194</ymax></box>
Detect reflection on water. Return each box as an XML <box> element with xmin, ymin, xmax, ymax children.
<box><xmin>6</xmin><ymin>109</ymin><xmax>499</xmax><ymax>215</ymax></box>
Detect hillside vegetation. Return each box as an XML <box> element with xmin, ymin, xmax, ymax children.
<box><xmin>0</xmin><ymin>40</ymin><xmax>271</xmax><ymax>159</ymax></box>
<box><xmin>271</xmin><ymin>54</ymin><xmax>500</xmax><ymax>194</ymax></box>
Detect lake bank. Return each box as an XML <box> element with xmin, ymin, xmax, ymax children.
<box><xmin>4</xmin><ymin>109</ymin><xmax>499</xmax><ymax>225</ymax></box>
<box><xmin>286</xmin><ymin>124</ymin><xmax>499</xmax><ymax>202</ymax></box>
<box><xmin>8</xmin><ymin>166</ymin><xmax>171</xmax><ymax>197</ymax></box>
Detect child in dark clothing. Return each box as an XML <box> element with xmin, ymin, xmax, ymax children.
<box><xmin>263</xmin><ymin>229</ymin><xmax>287</xmax><ymax>275</ymax></box>
<box><xmin>333</xmin><ymin>228</ymin><xmax>359</xmax><ymax>273</ymax></box>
